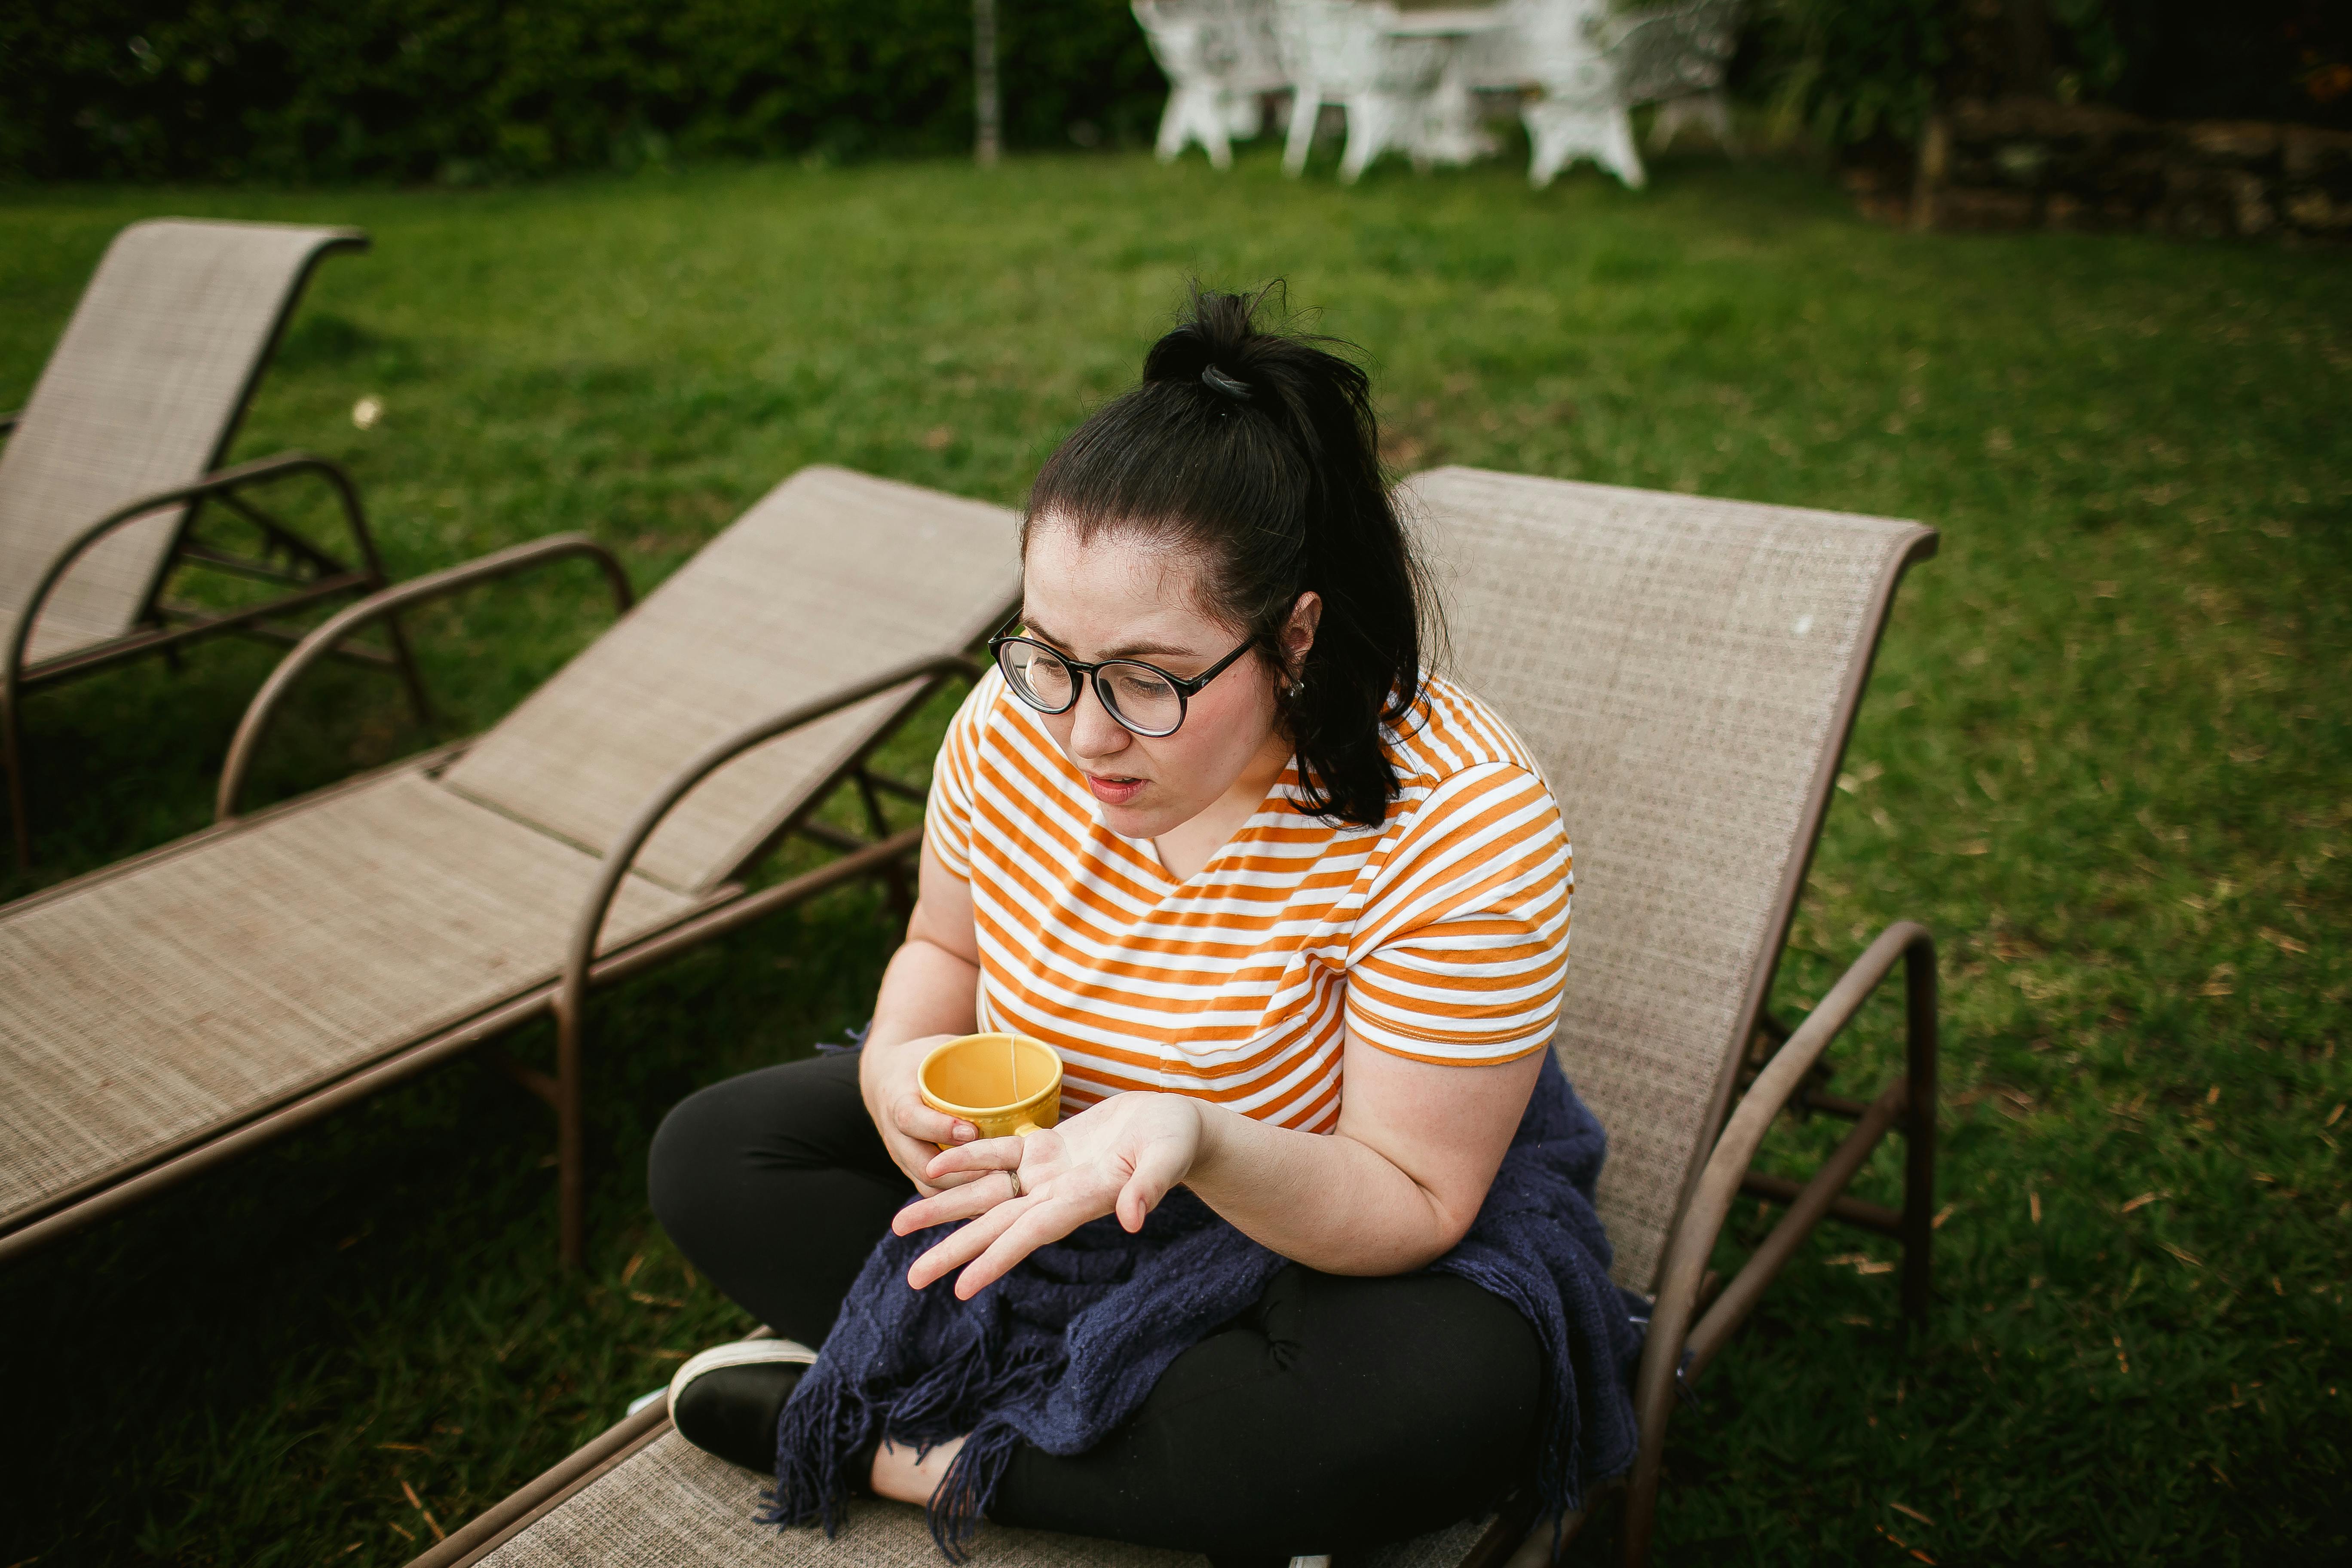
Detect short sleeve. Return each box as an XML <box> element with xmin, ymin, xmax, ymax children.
<box><xmin>1344</xmin><ymin>762</ymin><xmax>1571</xmax><ymax>1065</ymax></box>
<box><xmin>922</xmin><ymin>673</ymin><xmax>998</xmax><ymax>884</ymax></box>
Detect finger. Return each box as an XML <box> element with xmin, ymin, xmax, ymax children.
<box><xmin>923</xmin><ymin>1135</ymin><xmax>1025</xmax><ymax>1184</ymax></box>
<box><xmin>906</xmin><ymin>1197</ymin><xmax>1031</xmax><ymax>1290</ymax></box>
<box><xmin>1114</xmin><ymin>1140</ymin><xmax>1190</xmax><ymax>1232</ymax></box>
<box><xmin>893</xmin><ymin>1169</ymin><xmax>1021</xmax><ymax>1236</ymax></box>
<box><xmin>898</xmin><ymin>1136</ymin><xmax>991</xmax><ymax>1188</ymax></box>
<box><xmin>893</xmin><ymin>1096</ymin><xmax>977</xmax><ymax>1146</ymax></box>
<box><xmin>880</xmin><ymin>1130</ymin><xmax>981</xmax><ymax>1196</ymax></box>
<box><xmin>953</xmin><ymin>1194</ymin><xmax>1098</xmax><ymax>1298</ymax></box>
<box><xmin>1115</xmin><ymin>1176</ymin><xmax>1150</xmax><ymax>1233</ymax></box>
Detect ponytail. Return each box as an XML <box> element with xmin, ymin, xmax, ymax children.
<box><xmin>1023</xmin><ymin>284</ymin><xmax>1433</xmax><ymax>827</ymax></box>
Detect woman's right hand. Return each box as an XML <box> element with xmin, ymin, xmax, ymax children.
<box><xmin>858</xmin><ymin>1033</ymin><xmax>984</xmax><ymax>1195</ymax></box>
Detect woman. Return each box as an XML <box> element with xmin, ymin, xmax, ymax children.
<box><xmin>649</xmin><ymin>288</ymin><xmax>1636</xmax><ymax>1564</ymax></box>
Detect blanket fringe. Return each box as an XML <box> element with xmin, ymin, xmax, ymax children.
<box><xmin>925</xmin><ymin>1420</ymin><xmax>1024</xmax><ymax>1561</ymax></box>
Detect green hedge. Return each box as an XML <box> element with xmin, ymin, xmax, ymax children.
<box><xmin>1740</xmin><ymin>0</ymin><xmax>2352</xmax><ymax>150</ymax></box>
<box><xmin>0</xmin><ymin>0</ymin><xmax>1164</xmax><ymax>181</ymax></box>
<box><xmin>7</xmin><ymin>0</ymin><xmax>2346</xmax><ymax>183</ymax></box>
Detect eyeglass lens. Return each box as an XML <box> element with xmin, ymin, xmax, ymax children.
<box><xmin>998</xmin><ymin>642</ymin><xmax>1185</xmax><ymax>735</ymax></box>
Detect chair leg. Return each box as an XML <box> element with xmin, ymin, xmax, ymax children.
<box><xmin>381</xmin><ymin>609</ymin><xmax>433</xmax><ymax>729</ymax></box>
<box><xmin>1338</xmin><ymin>94</ymin><xmax>1389</xmax><ymax>184</ymax></box>
<box><xmin>853</xmin><ymin>767</ymin><xmax>916</xmax><ymax>928</ymax></box>
<box><xmin>556</xmin><ymin>1003</ymin><xmax>586</xmax><ymax>1270</ymax></box>
<box><xmin>1523</xmin><ymin>101</ymin><xmax>1582</xmax><ymax>189</ymax></box>
<box><xmin>1284</xmin><ymin>83</ymin><xmax>1322</xmax><ymax>175</ymax></box>
<box><xmin>1599</xmin><ymin>107</ymin><xmax>1646</xmax><ymax>189</ymax></box>
<box><xmin>1899</xmin><ymin>936</ymin><xmax>1939</xmax><ymax>1327</ymax></box>
<box><xmin>2</xmin><ymin>683</ymin><xmax>26</xmax><ymax>869</ymax></box>
<box><xmin>1202</xmin><ymin>104</ymin><xmax>1234</xmax><ymax>172</ymax></box>
<box><xmin>1158</xmin><ymin>85</ymin><xmax>1234</xmax><ymax>169</ymax></box>
<box><xmin>1618</xmin><ymin>1348</ymin><xmax>1675</xmax><ymax>1565</ymax></box>
<box><xmin>1155</xmin><ymin>90</ymin><xmax>1189</xmax><ymax>163</ymax></box>
<box><xmin>1526</xmin><ymin>100</ymin><xmax>1648</xmax><ymax>190</ymax></box>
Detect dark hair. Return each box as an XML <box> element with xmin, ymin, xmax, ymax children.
<box><xmin>1023</xmin><ymin>285</ymin><xmax>1433</xmax><ymax>828</ymax></box>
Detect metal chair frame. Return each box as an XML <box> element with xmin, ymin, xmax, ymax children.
<box><xmin>0</xmin><ymin>529</ymin><xmax>997</xmax><ymax>1272</ymax></box>
<box><xmin>404</xmin><ymin>478</ymin><xmax>1941</xmax><ymax>1565</ymax></box>
<box><xmin>1</xmin><ymin>441</ymin><xmax>428</xmax><ymax>865</ymax></box>
<box><xmin>0</xmin><ymin>225</ymin><xmax>431</xmax><ymax>866</ymax></box>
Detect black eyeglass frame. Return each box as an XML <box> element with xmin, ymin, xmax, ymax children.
<box><xmin>988</xmin><ymin>625</ymin><xmax>1258</xmax><ymax>738</ymax></box>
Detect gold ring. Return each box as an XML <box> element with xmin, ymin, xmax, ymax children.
<box><xmin>1004</xmin><ymin>1167</ymin><xmax>1024</xmax><ymax>1200</ymax></box>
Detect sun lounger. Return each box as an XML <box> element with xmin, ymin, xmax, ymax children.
<box><xmin>0</xmin><ymin>464</ymin><xmax>1021</xmax><ymax>1271</ymax></box>
<box><xmin>411</xmin><ymin>466</ymin><xmax>1939</xmax><ymax>1567</ymax></box>
<box><xmin>0</xmin><ymin>217</ymin><xmax>425</xmax><ymax>863</ymax></box>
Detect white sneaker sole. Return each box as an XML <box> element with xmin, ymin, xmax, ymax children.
<box><xmin>661</xmin><ymin>1336</ymin><xmax>820</xmax><ymax>1418</ymax></box>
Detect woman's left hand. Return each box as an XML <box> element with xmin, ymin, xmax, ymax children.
<box><xmin>892</xmin><ymin>1091</ymin><xmax>1206</xmax><ymax>1298</ymax></box>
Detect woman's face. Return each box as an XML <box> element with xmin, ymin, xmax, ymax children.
<box><xmin>1017</xmin><ymin>518</ymin><xmax>1302</xmax><ymax>842</ymax></box>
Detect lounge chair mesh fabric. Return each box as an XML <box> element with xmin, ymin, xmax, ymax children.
<box><xmin>432</xmin><ymin>466</ymin><xmax>1928</xmax><ymax>1568</ymax></box>
<box><xmin>0</xmin><ymin>464</ymin><xmax>1020</xmax><ymax>1238</ymax></box>
<box><xmin>0</xmin><ymin>773</ymin><xmax>692</xmax><ymax>1221</ymax></box>
<box><xmin>475</xmin><ymin>1429</ymin><xmax>1493</xmax><ymax>1568</ymax></box>
<box><xmin>441</xmin><ymin>466</ymin><xmax>1019</xmax><ymax>893</ymax></box>
<box><xmin>0</xmin><ymin>218</ymin><xmax>361</xmax><ymax>668</ymax></box>
<box><xmin>1401</xmin><ymin>466</ymin><xmax>1929</xmax><ymax>1292</ymax></box>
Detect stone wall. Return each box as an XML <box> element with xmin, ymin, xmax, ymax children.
<box><xmin>1850</xmin><ymin>97</ymin><xmax>2352</xmax><ymax>241</ymax></box>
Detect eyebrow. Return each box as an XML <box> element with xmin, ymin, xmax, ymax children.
<box><xmin>1017</xmin><ymin>610</ymin><xmax>1201</xmax><ymax>664</ymax></box>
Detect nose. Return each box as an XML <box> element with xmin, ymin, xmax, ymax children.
<box><xmin>1068</xmin><ymin>675</ymin><xmax>1133</xmax><ymax>762</ymax></box>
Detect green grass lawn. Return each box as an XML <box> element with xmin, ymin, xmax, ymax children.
<box><xmin>0</xmin><ymin>146</ymin><xmax>2344</xmax><ymax>1567</ymax></box>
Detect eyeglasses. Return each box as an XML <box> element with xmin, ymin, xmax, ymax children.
<box><xmin>989</xmin><ymin>626</ymin><xmax>1256</xmax><ymax>738</ymax></box>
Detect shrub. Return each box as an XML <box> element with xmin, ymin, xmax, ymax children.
<box><xmin>6</xmin><ymin>0</ymin><xmax>2346</xmax><ymax>182</ymax></box>
<box><xmin>0</xmin><ymin>0</ymin><xmax>1164</xmax><ymax>181</ymax></box>
<box><xmin>1740</xmin><ymin>0</ymin><xmax>1953</xmax><ymax>149</ymax></box>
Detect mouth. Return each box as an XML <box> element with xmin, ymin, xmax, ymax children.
<box><xmin>1083</xmin><ymin>772</ymin><xmax>1147</xmax><ymax>806</ymax></box>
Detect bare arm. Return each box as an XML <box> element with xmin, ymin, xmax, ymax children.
<box><xmin>1188</xmin><ymin>1037</ymin><xmax>1544</xmax><ymax>1273</ymax></box>
<box><xmin>898</xmin><ymin>1033</ymin><xmax>1543</xmax><ymax>1293</ymax></box>
<box><xmin>857</xmin><ymin>843</ymin><xmax>990</xmax><ymax>1193</ymax></box>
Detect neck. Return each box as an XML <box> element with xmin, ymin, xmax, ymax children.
<box><xmin>1152</xmin><ymin>728</ymin><xmax>1294</xmax><ymax>881</ymax></box>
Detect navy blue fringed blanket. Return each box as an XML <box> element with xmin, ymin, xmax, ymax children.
<box><xmin>766</xmin><ymin>1054</ymin><xmax>1644</xmax><ymax>1559</ymax></box>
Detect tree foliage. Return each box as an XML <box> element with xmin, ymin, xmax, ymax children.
<box><xmin>0</xmin><ymin>0</ymin><xmax>1163</xmax><ymax>181</ymax></box>
<box><xmin>6</xmin><ymin>0</ymin><xmax>2348</xmax><ymax>181</ymax></box>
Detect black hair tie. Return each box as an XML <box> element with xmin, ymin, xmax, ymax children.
<box><xmin>1200</xmin><ymin>364</ymin><xmax>1253</xmax><ymax>403</ymax></box>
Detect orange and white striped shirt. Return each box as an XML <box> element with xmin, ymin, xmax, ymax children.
<box><xmin>922</xmin><ymin>671</ymin><xmax>1570</xmax><ymax>1133</ymax></box>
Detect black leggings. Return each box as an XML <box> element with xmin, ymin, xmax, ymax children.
<box><xmin>647</xmin><ymin>1052</ymin><xmax>1542</xmax><ymax>1559</ymax></box>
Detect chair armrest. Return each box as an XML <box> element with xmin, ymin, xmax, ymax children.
<box><xmin>1636</xmin><ymin>921</ymin><xmax>1934</xmax><ymax>1384</ymax></box>
<box><xmin>215</xmin><ymin>533</ymin><xmax>634</xmax><ymax>820</ymax></box>
<box><xmin>551</xmin><ymin>650</ymin><xmax>983</xmax><ymax>1029</ymax></box>
<box><xmin>1618</xmin><ymin>921</ymin><xmax>1937</xmax><ymax>1567</ymax></box>
<box><xmin>5</xmin><ymin>451</ymin><xmax>364</xmax><ymax>687</ymax></box>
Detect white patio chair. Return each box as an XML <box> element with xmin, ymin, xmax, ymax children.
<box><xmin>1274</xmin><ymin>0</ymin><xmax>1455</xmax><ymax>182</ymax></box>
<box><xmin>1620</xmin><ymin>0</ymin><xmax>1739</xmax><ymax>152</ymax></box>
<box><xmin>1520</xmin><ymin>0</ymin><xmax>1740</xmax><ymax>190</ymax></box>
<box><xmin>1133</xmin><ymin>0</ymin><xmax>1288</xmax><ymax>169</ymax></box>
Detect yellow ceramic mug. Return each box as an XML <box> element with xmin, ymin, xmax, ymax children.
<box><xmin>917</xmin><ymin>1032</ymin><xmax>1063</xmax><ymax>1149</ymax></box>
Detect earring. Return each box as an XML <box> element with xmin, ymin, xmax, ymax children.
<box><xmin>1287</xmin><ymin>678</ymin><xmax>1306</xmax><ymax>699</ymax></box>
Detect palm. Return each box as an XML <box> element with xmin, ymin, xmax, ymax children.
<box><xmin>894</xmin><ymin>1093</ymin><xmax>1201</xmax><ymax>1299</ymax></box>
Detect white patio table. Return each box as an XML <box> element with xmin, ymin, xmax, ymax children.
<box><xmin>1381</xmin><ymin>5</ymin><xmax>1508</xmax><ymax>171</ymax></box>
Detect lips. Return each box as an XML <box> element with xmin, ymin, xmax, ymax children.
<box><xmin>1084</xmin><ymin>773</ymin><xmax>1145</xmax><ymax>806</ymax></box>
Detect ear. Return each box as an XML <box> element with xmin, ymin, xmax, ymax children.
<box><xmin>1282</xmin><ymin>591</ymin><xmax>1323</xmax><ymax>677</ymax></box>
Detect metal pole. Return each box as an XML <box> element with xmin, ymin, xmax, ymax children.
<box><xmin>974</xmin><ymin>0</ymin><xmax>1001</xmax><ymax>167</ymax></box>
